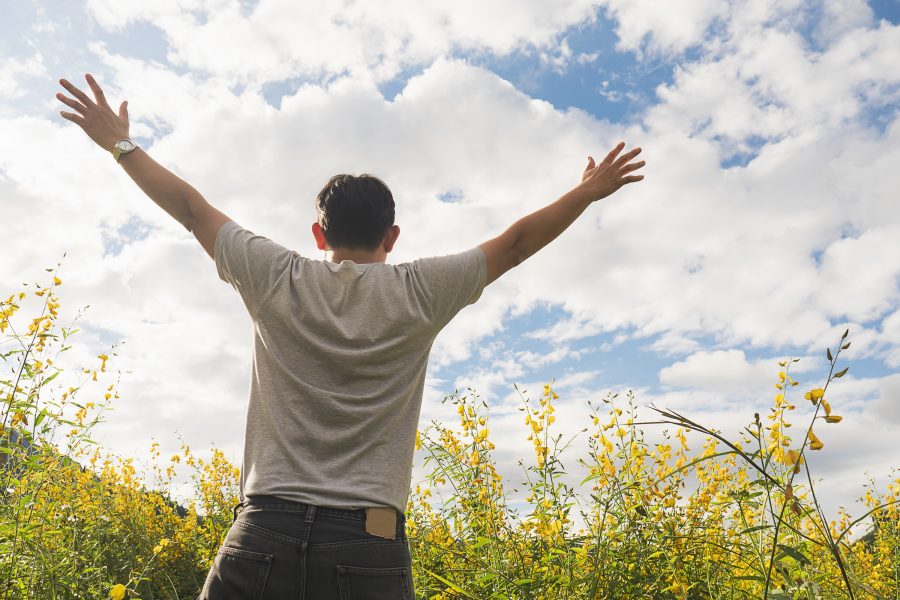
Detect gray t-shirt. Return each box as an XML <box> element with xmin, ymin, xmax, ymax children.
<box><xmin>215</xmin><ymin>220</ymin><xmax>487</xmax><ymax>512</ymax></box>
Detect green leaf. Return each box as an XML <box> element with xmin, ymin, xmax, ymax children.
<box><xmin>512</xmin><ymin>578</ymin><xmax>533</xmax><ymax>585</ymax></box>
<box><xmin>841</xmin><ymin>342</ymin><xmax>851</xmax><ymax>350</ymax></box>
<box><xmin>842</xmin><ymin>328</ymin><xmax>849</xmax><ymax>339</ymax></box>
<box><xmin>423</xmin><ymin>569</ymin><xmax>478</xmax><ymax>599</ymax></box>
<box><xmin>834</xmin><ymin>367</ymin><xmax>849</xmax><ymax>378</ymax></box>
<box><xmin>777</xmin><ymin>543</ymin><xmax>809</xmax><ymax>565</ymax></box>
<box><xmin>468</xmin><ymin>536</ymin><xmax>491</xmax><ymax>549</ymax></box>
<box><xmin>826</xmin><ymin>347</ymin><xmax>833</xmax><ymax>361</ymax></box>
<box><xmin>739</xmin><ymin>524</ymin><xmax>771</xmax><ymax>535</ymax></box>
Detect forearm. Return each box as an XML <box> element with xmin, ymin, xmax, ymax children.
<box><xmin>117</xmin><ymin>148</ymin><xmax>201</xmax><ymax>230</ymax></box>
<box><xmin>507</xmin><ymin>187</ymin><xmax>594</xmax><ymax>265</ymax></box>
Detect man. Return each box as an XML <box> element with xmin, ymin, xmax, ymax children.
<box><xmin>57</xmin><ymin>73</ymin><xmax>644</xmax><ymax>599</ymax></box>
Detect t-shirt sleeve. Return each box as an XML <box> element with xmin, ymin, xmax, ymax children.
<box><xmin>215</xmin><ymin>220</ymin><xmax>295</xmax><ymax>320</ymax></box>
<box><xmin>409</xmin><ymin>246</ymin><xmax>487</xmax><ymax>329</ymax></box>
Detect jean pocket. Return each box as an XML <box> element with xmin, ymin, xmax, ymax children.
<box><xmin>199</xmin><ymin>546</ymin><xmax>273</xmax><ymax>600</ymax></box>
<box><xmin>336</xmin><ymin>565</ymin><xmax>413</xmax><ymax>600</ymax></box>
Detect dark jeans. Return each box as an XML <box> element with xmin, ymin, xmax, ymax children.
<box><xmin>197</xmin><ymin>495</ymin><xmax>415</xmax><ymax>599</ymax></box>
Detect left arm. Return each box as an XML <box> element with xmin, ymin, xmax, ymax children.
<box><xmin>56</xmin><ymin>73</ymin><xmax>228</xmax><ymax>259</ymax></box>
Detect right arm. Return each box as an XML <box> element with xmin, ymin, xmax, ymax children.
<box><xmin>479</xmin><ymin>142</ymin><xmax>645</xmax><ymax>285</ymax></box>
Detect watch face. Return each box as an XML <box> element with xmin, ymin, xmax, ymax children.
<box><xmin>116</xmin><ymin>140</ymin><xmax>135</xmax><ymax>152</ymax></box>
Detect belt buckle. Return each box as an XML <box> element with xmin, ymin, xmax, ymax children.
<box><xmin>365</xmin><ymin>507</ymin><xmax>397</xmax><ymax>540</ymax></box>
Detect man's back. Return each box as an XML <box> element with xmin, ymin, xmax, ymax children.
<box><xmin>215</xmin><ymin>220</ymin><xmax>487</xmax><ymax>512</ymax></box>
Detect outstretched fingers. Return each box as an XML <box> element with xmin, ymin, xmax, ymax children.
<box><xmin>601</xmin><ymin>141</ymin><xmax>625</xmax><ymax>165</ymax></box>
<box><xmin>59</xmin><ymin>111</ymin><xmax>85</xmax><ymax>125</ymax></box>
<box><xmin>59</xmin><ymin>78</ymin><xmax>94</xmax><ymax>108</ymax></box>
<box><xmin>613</xmin><ymin>146</ymin><xmax>641</xmax><ymax>169</ymax></box>
<box><xmin>56</xmin><ymin>92</ymin><xmax>87</xmax><ymax>115</ymax></box>
<box><xmin>619</xmin><ymin>174</ymin><xmax>644</xmax><ymax>186</ymax></box>
<box><xmin>84</xmin><ymin>73</ymin><xmax>109</xmax><ymax>108</ymax></box>
<box><xmin>620</xmin><ymin>159</ymin><xmax>646</xmax><ymax>175</ymax></box>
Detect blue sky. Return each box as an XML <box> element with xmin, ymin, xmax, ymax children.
<box><xmin>2</xmin><ymin>0</ymin><xmax>899</xmax><ymax>520</ymax></box>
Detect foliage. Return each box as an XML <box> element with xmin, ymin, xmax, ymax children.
<box><xmin>2</xmin><ymin>271</ymin><xmax>898</xmax><ymax>599</ymax></box>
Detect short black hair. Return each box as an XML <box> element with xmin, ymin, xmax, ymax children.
<box><xmin>315</xmin><ymin>174</ymin><xmax>395</xmax><ymax>251</ymax></box>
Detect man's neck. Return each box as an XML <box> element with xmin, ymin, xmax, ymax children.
<box><xmin>329</xmin><ymin>247</ymin><xmax>387</xmax><ymax>264</ymax></box>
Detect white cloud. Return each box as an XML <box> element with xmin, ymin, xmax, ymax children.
<box><xmin>4</xmin><ymin>0</ymin><xmax>898</xmax><ymax>518</ymax></box>
<box><xmin>0</xmin><ymin>53</ymin><xmax>46</xmax><ymax>107</ymax></box>
<box><xmin>872</xmin><ymin>373</ymin><xmax>900</xmax><ymax>423</ymax></box>
<box><xmin>658</xmin><ymin>349</ymin><xmax>819</xmax><ymax>395</ymax></box>
<box><xmin>599</xmin><ymin>0</ymin><xmax>731</xmax><ymax>56</ymax></box>
<box><xmin>814</xmin><ymin>0</ymin><xmax>875</xmax><ymax>45</ymax></box>
<box><xmin>86</xmin><ymin>0</ymin><xmax>603</xmax><ymax>84</ymax></box>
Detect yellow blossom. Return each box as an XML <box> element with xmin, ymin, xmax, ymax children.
<box><xmin>824</xmin><ymin>415</ymin><xmax>843</xmax><ymax>423</ymax></box>
<box><xmin>109</xmin><ymin>584</ymin><xmax>126</xmax><ymax>600</ymax></box>
<box><xmin>804</xmin><ymin>388</ymin><xmax>825</xmax><ymax>404</ymax></box>
<box><xmin>808</xmin><ymin>429</ymin><xmax>824</xmax><ymax>450</ymax></box>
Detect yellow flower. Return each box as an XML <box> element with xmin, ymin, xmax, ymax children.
<box><xmin>53</xmin><ymin>276</ymin><xmax>62</xmax><ymax>286</ymax></box>
<box><xmin>804</xmin><ymin>388</ymin><xmax>825</xmax><ymax>404</ymax></box>
<box><xmin>782</xmin><ymin>449</ymin><xmax>803</xmax><ymax>466</ymax></box>
<box><xmin>153</xmin><ymin>545</ymin><xmax>162</xmax><ymax>553</ymax></box>
<box><xmin>778</xmin><ymin>371</ymin><xmax>786</xmax><ymax>382</ymax></box>
<box><xmin>824</xmin><ymin>415</ymin><xmax>843</xmax><ymax>423</ymax></box>
<box><xmin>109</xmin><ymin>583</ymin><xmax>126</xmax><ymax>600</ymax></box>
<box><xmin>808</xmin><ymin>429</ymin><xmax>824</xmax><ymax>450</ymax></box>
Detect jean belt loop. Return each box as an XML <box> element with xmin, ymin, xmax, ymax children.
<box><xmin>232</xmin><ymin>500</ymin><xmax>243</xmax><ymax>524</ymax></box>
<box><xmin>305</xmin><ymin>504</ymin><xmax>316</xmax><ymax>525</ymax></box>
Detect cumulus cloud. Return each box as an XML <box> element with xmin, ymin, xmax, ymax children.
<box><xmin>0</xmin><ymin>53</ymin><xmax>46</xmax><ymax>107</ymax></box>
<box><xmin>3</xmin><ymin>0</ymin><xmax>897</xmax><ymax>516</ymax></box>
<box><xmin>86</xmin><ymin>0</ymin><xmax>602</xmax><ymax>83</ymax></box>
<box><xmin>658</xmin><ymin>349</ymin><xmax>814</xmax><ymax>396</ymax></box>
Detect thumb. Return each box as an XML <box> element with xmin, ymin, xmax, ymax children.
<box><xmin>119</xmin><ymin>100</ymin><xmax>128</xmax><ymax>121</ymax></box>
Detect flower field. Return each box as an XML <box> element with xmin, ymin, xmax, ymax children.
<box><xmin>1</xmin><ymin>272</ymin><xmax>898</xmax><ymax>599</ymax></box>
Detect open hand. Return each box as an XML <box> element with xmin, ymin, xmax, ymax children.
<box><xmin>579</xmin><ymin>142</ymin><xmax>645</xmax><ymax>202</ymax></box>
<box><xmin>57</xmin><ymin>74</ymin><xmax>129</xmax><ymax>152</ymax></box>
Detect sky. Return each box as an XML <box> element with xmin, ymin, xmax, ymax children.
<box><xmin>1</xmin><ymin>0</ymin><xmax>899</xmax><ymax>525</ymax></box>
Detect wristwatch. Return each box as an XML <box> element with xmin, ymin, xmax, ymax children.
<box><xmin>112</xmin><ymin>139</ymin><xmax>137</xmax><ymax>163</ymax></box>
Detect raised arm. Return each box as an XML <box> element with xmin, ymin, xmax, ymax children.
<box><xmin>56</xmin><ymin>73</ymin><xmax>229</xmax><ymax>259</ymax></box>
<box><xmin>478</xmin><ymin>142</ymin><xmax>645</xmax><ymax>285</ymax></box>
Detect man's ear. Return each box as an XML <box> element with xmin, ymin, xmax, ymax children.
<box><xmin>312</xmin><ymin>222</ymin><xmax>329</xmax><ymax>251</ymax></box>
<box><xmin>383</xmin><ymin>224</ymin><xmax>400</xmax><ymax>253</ymax></box>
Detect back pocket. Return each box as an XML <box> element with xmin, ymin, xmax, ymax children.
<box><xmin>199</xmin><ymin>545</ymin><xmax>272</xmax><ymax>600</ymax></box>
<box><xmin>336</xmin><ymin>565</ymin><xmax>413</xmax><ymax>600</ymax></box>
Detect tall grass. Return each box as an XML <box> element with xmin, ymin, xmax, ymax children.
<box><xmin>2</xmin><ymin>271</ymin><xmax>897</xmax><ymax>599</ymax></box>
